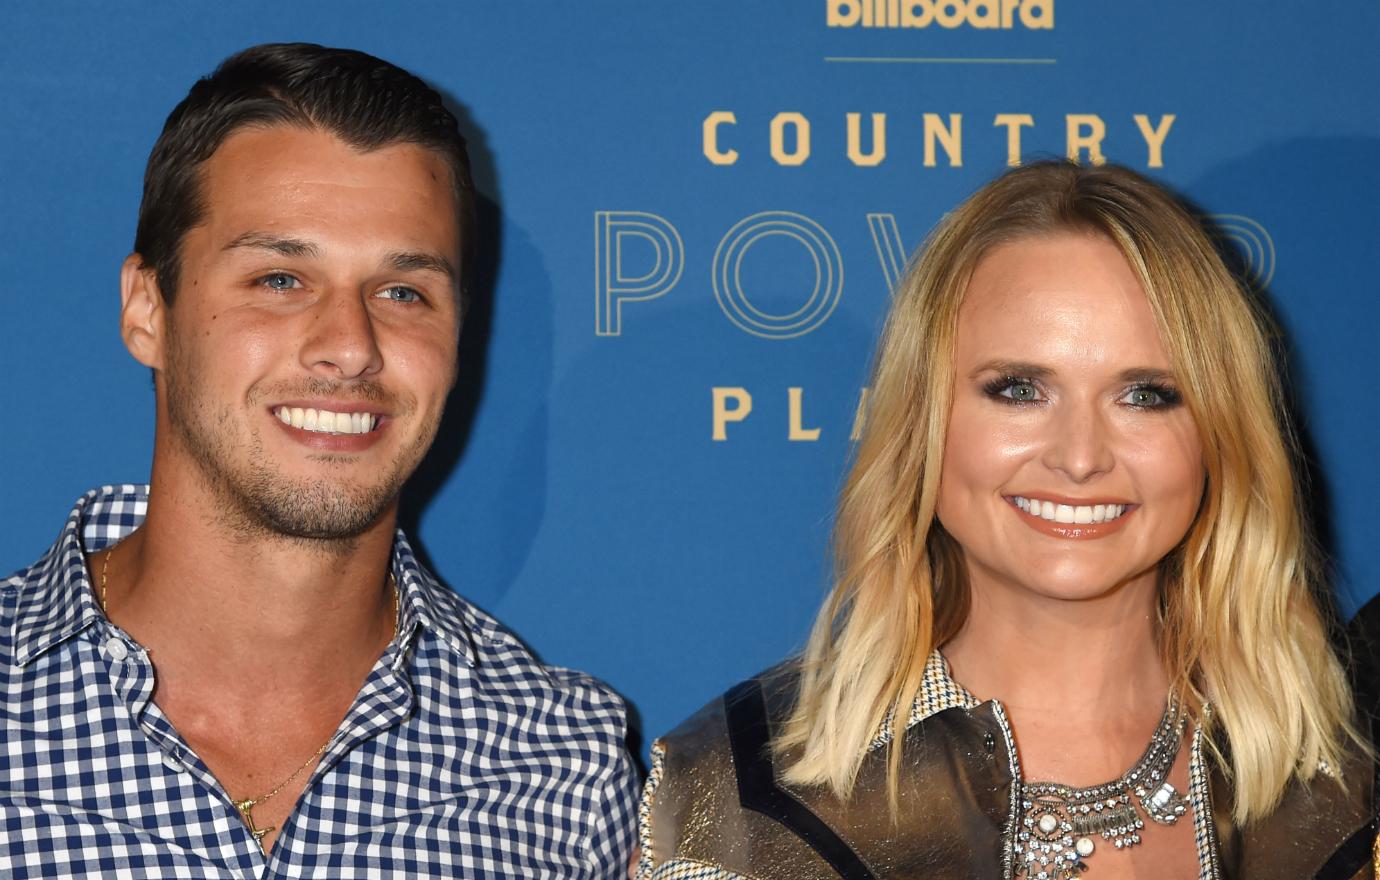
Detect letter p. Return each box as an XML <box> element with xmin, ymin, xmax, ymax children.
<box><xmin>712</xmin><ymin>387</ymin><xmax>753</xmax><ymax>441</ymax></box>
<box><xmin>595</xmin><ymin>211</ymin><xmax>684</xmax><ymax>336</ymax></box>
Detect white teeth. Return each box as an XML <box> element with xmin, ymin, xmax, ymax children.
<box><xmin>273</xmin><ymin>407</ymin><xmax>377</xmax><ymax>435</ymax></box>
<box><xmin>1013</xmin><ymin>497</ymin><xmax>1128</xmax><ymax>525</ymax></box>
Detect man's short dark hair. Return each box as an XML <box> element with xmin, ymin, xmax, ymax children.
<box><xmin>134</xmin><ymin>42</ymin><xmax>476</xmax><ymax>305</ymax></box>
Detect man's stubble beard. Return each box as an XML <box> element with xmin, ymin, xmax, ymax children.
<box><xmin>162</xmin><ymin>338</ymin><xmax>438</xmax><ymax>546</ymax></box>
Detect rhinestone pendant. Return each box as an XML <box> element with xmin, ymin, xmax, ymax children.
<box><xmin>1011</xmin><ymin>697</ymin><xmax>1185</xmax><ymax>878</ymax></box>
<box><xmin>1140</xmin><ymin>781</ymin><xmax>1188</xmax><ymax>825</ymax></box>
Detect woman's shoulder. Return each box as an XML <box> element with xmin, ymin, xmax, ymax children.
<box><xmin>1224</xmin><ymin>741</ymin><xmax>1377</xmax><ymax>878</ymax></box>
<box><xmin>656</xmin><ymin>660</ymin><xmax>800</xmax><ymax>763</ymax></box>
<box><xmin>645</xmin><ymin>659</ymin><xmax>801</xmax><ymax>807</ymax></box>
<box><xmin>637</xmin><ymin>662</ymin><xmax>806</xmax><ymax>880</ymax></box>
<box><xmin>637</xmin><ymin>659</ymin><xmax>1014</xmax><ymax>880</ymax></box>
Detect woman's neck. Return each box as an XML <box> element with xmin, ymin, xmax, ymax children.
<box><xmin>941</xmin><ymin>566</ymin><xmax>1171</xmax><ymax>784</ymax></box>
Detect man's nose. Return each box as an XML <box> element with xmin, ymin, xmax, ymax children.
<box><xmin>299</xmin><ymin>291</ymin><xmax>384</xmax><ymax>381</ymax></box>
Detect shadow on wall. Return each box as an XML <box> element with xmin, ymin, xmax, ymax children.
<box><xmin>395</xmin><ymin>88</ymin><xmax>556</xmax><ymax>660</ymax></box>
<box><xmin>1192</xmin><ymin>136</ymin><xmax>1380</xmax><ymax>721</ymax></box>
<box><xmin>398</xmin><ymin>91</ymin><xmax>500</xmax><ymax>559</ymax></box>
<box><xmin>1191</xmin><ymin>136</ymin><xmax>1380</xmax><ymax>617</ymax></box>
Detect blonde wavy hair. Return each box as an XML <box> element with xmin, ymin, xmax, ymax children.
<box><xmin>773</xmin><ymin>160</ymin><xmax>1363</xmax><ymax>823</ymax></box>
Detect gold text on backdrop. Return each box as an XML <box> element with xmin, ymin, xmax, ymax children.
<box><xmin>703</xmin><ymin>112</ymin><xmax>1176</xmax><ymax>169</ymax></box>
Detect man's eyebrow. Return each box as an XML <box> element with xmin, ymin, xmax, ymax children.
<box><xmin>387</xmin><ymin>251</ymin><xmax>457</xmax><ymax>284</ymax></box>
<box><xmin>222</xmin><ymin>232</ymin><xmax>320</xmax><ymax>258</ymax></box>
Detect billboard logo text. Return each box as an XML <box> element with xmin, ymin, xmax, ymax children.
<box><xmin>827</xmin><ymin>0</ymin><xmax>1053</xmax><ymax>29</ymax></box>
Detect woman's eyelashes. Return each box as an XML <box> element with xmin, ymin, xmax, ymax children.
<box><xmin>981</xmin><ymin>375</ymin><xmax>1183</xmax><ymax>410</ymax></box>
<box><xmin>1119</xmin><ymin>382</ymin><xmax>1182</xmax><ymax>409</ymax></box>
<box><xmin>983</xmin><ymin>375</ymin><xmax>1044</xmax><ymax>405</ymax></box>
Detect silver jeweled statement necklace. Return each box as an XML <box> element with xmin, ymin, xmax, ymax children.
<box><xmin>1012</xmin><ymin>699</ymin><xmax>1189</xmax><ymax>879</ymax></box>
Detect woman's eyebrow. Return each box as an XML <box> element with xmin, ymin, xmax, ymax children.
<box><xmin>968</xmin><ymin>360</ymin><xmax>1053</xmax><ymax>379</ymax></box>
<box><xmin>968</xmin><ymin>362</ymin><xmax>1178</xmax><ymax>384</ymax></box>
<box><xmin>1118</xmin><ymin>367</ymin><xmax>1177</xmax><ymax>384</ymax></box>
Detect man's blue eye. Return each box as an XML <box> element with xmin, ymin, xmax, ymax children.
<box><xmin>378</xmin><ymin>287</ymin><xmax>420</xmax><ymax>303</ymax></box>
<box><xmin>260</xmin><ymin>273</ymin><xmax>299</xmax><ymax>291</ymax></box>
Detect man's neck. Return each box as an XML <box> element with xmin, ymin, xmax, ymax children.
<box><xmin>93</xmin><ymin>477</ymin><xmax>400</xmax><ymax>713</ymax></box>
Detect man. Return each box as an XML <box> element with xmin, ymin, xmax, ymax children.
<box><xmin>1</xmin><ymin>44</ymin><xmax>637</xmax><ymax>877</ymax></box>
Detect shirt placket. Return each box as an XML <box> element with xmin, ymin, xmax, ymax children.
<box><xmin>97</xmin><ymin>624</ymin><xmax>267</xmax><ymax>876</ymax></box>
<box><xmin>259</xmin><ymin>638</ymin><xmax>417</xmax><ymax>879</ymax></box>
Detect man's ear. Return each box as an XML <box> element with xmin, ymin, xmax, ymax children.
<box><xmin>120</xmin><ymin>254</ymin><xmax>167</xmax><ymax>370</ymax></box>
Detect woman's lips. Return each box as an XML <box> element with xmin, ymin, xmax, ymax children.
<box><xmin>1006</xmin><ymin>495</ymin><xmax>1138</xmax><ymax>539</ymax></box>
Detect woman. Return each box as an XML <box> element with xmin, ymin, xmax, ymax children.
<box><xmin>636</xmin><ymin>161</ymin><xmax>1373</xmax><ymax>879</ymax></box>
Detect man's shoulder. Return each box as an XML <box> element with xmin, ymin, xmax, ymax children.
<box><xmin>2</xmin><ymin>560</ymin><xmax>36</xmax><ymax>611</ymax></box>
<box><xmin>1</xmin><ymin>563</ymin><xmax>31</xmax><ymax>645</ymax></box>
<box><xmin>1</xmin><ymin>522</ymin><xmax>76</xmax><ymax>668</ymax></box>
<box><xmin>412</xmin><ymin>573</ymin><xmax>630</xmax><ymax>735</ymax></box>
<box><xmin>3</xmin><ymin>561</ymin><xmax>32</xmax><ymax>593</ymax></box>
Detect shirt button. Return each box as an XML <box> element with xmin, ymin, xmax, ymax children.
<box><xmin>983</xmin><ymin>731</ymin><xmax>997</xmax><ymax>754</ymax></box>
<box><xmin>104</xmin><ymin>638</ymin><xmax>130</xmax><ymax>662</ymax></box>
<box><xmin>162</xmin><ymin>753</ymin><xmax>186</xmax><ymax>773</ymax></box>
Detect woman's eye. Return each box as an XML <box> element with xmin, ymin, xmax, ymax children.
<box><xmin>258</xmin><ymin>272</ymin><xmax>300</xmax><ymax>291</ymax></box>
<box><xmin>1004</xmin><ymin>381</ymin><xmax>1040</xmax><ymax>402</ymax></box>
<box><xmin>376</xmin><ymin>286</ymin><xmax>421</xmax><ymax>303</ymax></box>
<box><xmin>983</xmin><ymin>377</ymin><xmax>1044</xmax><ymax>405</ymax></box>
<box><xmin>1121</xmin><ymin>385</ymin><xmax>1181</xmax><ymax>409</ymax></box>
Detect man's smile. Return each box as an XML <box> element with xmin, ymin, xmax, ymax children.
<box><xmin>267</xmin><ymin>400</ymin><xmax>392</xmax><ymax>452</ymax></box>
<box><xmin>272</xmin><ymin>405</ymin><xmax>382</xmax><ymax>435</ymax></box>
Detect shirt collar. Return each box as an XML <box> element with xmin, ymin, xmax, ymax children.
<box><xmin>11</xmin><ymin>484</ymin><xmax>478</xmax><ymax>668</ymax></box>
<box><xmin>868</xmin><ymin>649</ymin><xmax>980</xmax><ymax>751</ymax></box>
<box><xmin>389</xmin><ymin>528</ymin><xmax>479</xmax><ymax>667</ymax></box>
<box><xmin>9</xmin><ymin>485</ymin><xmax>120</xmax><ymax>666</ymax></box>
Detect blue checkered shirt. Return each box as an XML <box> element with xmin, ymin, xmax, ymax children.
<box><xmin>2</xmin><ymin>485</ymin><xmax>639</xmax><ymax>878</ymax></box>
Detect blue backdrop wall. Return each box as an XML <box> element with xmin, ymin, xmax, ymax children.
<box><xmin>2</xmin><ymin>1</ymin><xmax>1377</xmax><ymax>759</ymax></box>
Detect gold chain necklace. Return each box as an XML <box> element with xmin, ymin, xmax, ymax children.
<box><xmin>99</xmin><ymin>543</ymin><xmax>400</xmax><ymax>847</ymax></box>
